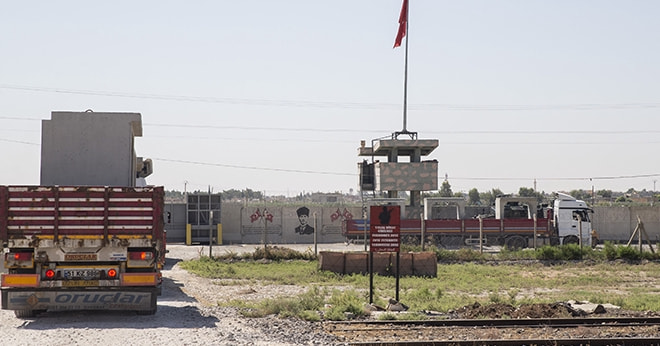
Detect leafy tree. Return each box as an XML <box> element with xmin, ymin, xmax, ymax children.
<box><xmin>221</xmin><ymin>188</ymin><xmax>262</xmax><ymax>201</ymax></box>
<box><xmin>518</xmin><ymin>187</ymin><xmax>544</xmax><ymax>203</ymax></box>
<box><xmin>615</xmin><ymin>195</ymin><xmax>630</xmax><ymax>203</ymax></box>
<box><xmin>479</xmin><ymin>188</ymin><xmax>504</xmax><ymax>206</ymax></box>
<box><xmin>165</xmin><ymin>190</ymin><xmax>183</xmax><ymax>198</ymax></box>
<box><xmin>518</xmin><ymin>187</ymin><xmax>535</xmax><ymax>197</ymax></box>
<box><xmin>468</xmin><ymin>188</ymin><xmax>480</xmax><ymax>205</ymax></box>
<box><xmin>439</xmin><ymin>180</ymin><xmax>453</xmax><ymax>197</ymax></box>
<box><xmin>569</xmin><ymin>189</ymin><xmax>591</xmax><ymax>201</ymax></box>
<box><xmin>596</xmin><ymin>189</ymin><xmax>612</xmax><ymax>198</ymax></box>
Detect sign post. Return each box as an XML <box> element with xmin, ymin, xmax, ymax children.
<box><xmin>369</xmin><ymin>205</ymin><xmax>401</xmax><ymax>303</ymax></box>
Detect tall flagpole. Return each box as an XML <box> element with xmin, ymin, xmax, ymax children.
<box><xmin>393</xmin><ymin>0</ymin><xmax>414</xmax><ymax>139</ymax></box>
<box><xmin>402</xmin><ymin>0</ymin><xmax>409</xmax><ymax>135</ymax></box>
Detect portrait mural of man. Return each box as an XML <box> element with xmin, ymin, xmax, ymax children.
<box><xmin>295</xmin><ymin>206</ymin><xmax>314</xmax><ymax>235</ymax></box>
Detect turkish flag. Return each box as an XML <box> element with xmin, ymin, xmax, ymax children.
<box><xmin>393</xmin><ymin>0</ymin><xmax>408</xmax><ymax>48</ymax></box>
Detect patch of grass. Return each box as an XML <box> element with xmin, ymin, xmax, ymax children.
<box><xmin>237</xmin><ymin>286</ymin><xmax>325</xmax><ymax>320</ymax></box>
<box><xmin>179</xmin><ymin>256</ymin><xmax>321</xmax><ymax>284</ymax></box>
<box><xmin>180</xmin><ymin>246</ymin><xmax>660</xmax><ymax>319</ymax></box>
<box><xmin>377</xmin><ymin>312</ymin><xmax>397</xmax><ymax>320</ymax></box>
<box><xmin>377</xmin><ymin>311</ymin><xmax>428</xmax><ymax>321</ymax></box>
<box><xmin>434</xmin><ymin>248</ymin><xmax>488</xmax><ymax>262</ymax></box>
<box><xmin>323</xmin><ymin>289</ymin><xmax>369</xmax><ymax>321</ymax></box>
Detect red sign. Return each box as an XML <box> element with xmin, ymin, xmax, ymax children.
<box><xmin>369</xmin><ymin>205</ymin><xmax>401</xmax><ymax>252</ymax></box>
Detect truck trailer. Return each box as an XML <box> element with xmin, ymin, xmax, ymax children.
<box><xmin>343</xmin><ymin>193</ymin><xmax>594</xmax><ymax>249</ymax></box>
<box><xmin>1</xmin><ymin>185</ymin><xmax>165</xmax><ymax>317</ymax></box>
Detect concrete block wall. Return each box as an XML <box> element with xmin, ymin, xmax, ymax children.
<box><xmin>164</xmin><ymin>202</ymin><xmax>362</xmax><ymax>244</ymax></box>
<box><xmin>593</xmin><ymin>206</ymin><xmax>660</xmax><ymax>243</ymax></box>
<box><xmin>163</xmin><ymin>202</ymin><xmax>660</xmax><ymax>245</ymax></box>
<box><xmin>318</xmin><ymin>251</ymin><xmax>437</xmax><ymax>277</ymax></box>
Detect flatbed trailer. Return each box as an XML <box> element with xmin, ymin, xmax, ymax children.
<box><xmin>344</xmin><ymin>217</ymin><xmax>555</xmax><ymax>248</ymax></box>
<box><xmin>1</xmin><ymin>185</ymin><xmax>165</xmax><ymax>317</ymax></box>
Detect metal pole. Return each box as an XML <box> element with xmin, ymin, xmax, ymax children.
<box><xmin>363</xmin><ymin>205</ymin><xmax>368</xmax><ymax>251</ymax></box>
<box><xmin>208</xmin><ymin>186</ymin><xmax>212</xmax><ymax>258</ymax></box>
<box><xmin>638</xmin><ymin>216</ymin><xmax>643</xmax><ymax>252</ymax></box>
<box><xmin>420</xmin><ymin>212</ymin><xmax>425</xmax><ymax>251</ymax></box>
<box><xmin>369</xmin><ymin>252</ymin><xmax>374</xmax><ymax>304</ymax></box>
<box><xmin>209</xmin><ymin>211</ymin><xmax>213</xmax><ymax>258</ymax></box>
<box><xmin>479</xmin><ymin>215</ymin><xmax>483</xmax><ymax>254</ymax></box>
<box><xmin>578</xmin><ymin>213</ymin><xmax>583</xmax><ymax>252</ymax></box>
<box><xmin>313</xmin><ymin>212</ymin><xmax>318</xmax><ymax>256</ymax></box>
<box><xmin>401</xmin><ymin>0</ymin><xmax>410</xmax><ymax>132</ymax></box>
<box><xmin>533</xmin><ymin>214</ymin><xmax>537</xmax><ymax>249</ymax></box>
<box><xmin>264</xmin><ymin>208</ymin><xmax>268</xmax><ymax>253</ymax></box>
<box><xmin>395</xmin><ymin>251</ymin><xmax>400</xmax><ymax>301</ymax></box>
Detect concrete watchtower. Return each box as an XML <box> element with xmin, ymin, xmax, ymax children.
<box><xmin>358</xmin><ymin>132</ymin><xmax>439</xmax><ymax>218</ymax></box>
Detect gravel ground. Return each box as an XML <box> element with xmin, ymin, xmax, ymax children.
<box><xmin>0</xmin><ymin>243</ymin><xmax>358</xmax><ymax>346</ymax></box>
<box><xmin>3</xmin><ymin>243</ymin><xmax>659</xmax><ymax>345</ymax></box>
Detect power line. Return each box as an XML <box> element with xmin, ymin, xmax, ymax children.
<box><xmin>153</xmin><ymin>158</ymin><xmax>660</xmax><ymax>184</ymax></box>
<box><xmin>2</xmin><ymin>115</ymin><xmax>660</xmax><ymax>136</ymax></box>
<box><xmin>1</xmin><ymin>84</ymin><xmax>660</xmax><ymax>111</ymax></box>
<box><xmin>451</xmin><ymin>173</ymin><xmax>660</xmax><ymax>182</ymax></box>
<box><xmin>153</xmin><ymin>158</ymin><xmax>354</xmax><ymax>176</ymax></box>
<box><xmin>144</xmin><ymin>123</ymin><xmax>660</xmax><ymax>135</ymax></box>
<box><xmin>0</xmin><ymin>138</ymin><xmax>39</xmax><ymax>146</ymax></box>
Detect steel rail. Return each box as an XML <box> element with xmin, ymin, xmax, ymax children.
<box><xmin>331</xmin><ymin>316</ymin><xmax>660</xmax><ymax>328</ymax></box>
<box><xmin>329</xmin><ymin>317</ymin><xmax>660</xmax><ymax>346</ymax></box>
<box><xmin>349</xmin><ymin>338</ymin><xmax>660</xmax><ymax>346</ymax></box>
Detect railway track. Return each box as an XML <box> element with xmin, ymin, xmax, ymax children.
<box><xmin>325</xmin><ymin>317</ymin><xmax>660</xmax><ymax>345</ymax></box>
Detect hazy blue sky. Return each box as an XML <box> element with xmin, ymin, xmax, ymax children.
<box><xmin>1</xmin><ymin>1</ymin><xmax>659</xmax><ymax>196</ymax></box>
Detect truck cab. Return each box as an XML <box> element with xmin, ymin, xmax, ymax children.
<box><xmin>553</xmin><ymin>193</ymin><xmax>593</xmax><ymax>246</ymax></box>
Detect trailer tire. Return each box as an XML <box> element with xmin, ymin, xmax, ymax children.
<box><xmin>505</xmin><ymin>236</ymin><xmax>527</xmax><ymax>250</ymax></box>
<box><xmin>137</xmin><ymin>299</ymin><xmax>158</xmax><ymax>315</ymax></box>
<box><xmin>137</xmin><ymin>306</ymin><xmax>157</xmax><ymax>315</ymax></box>
<box><xmin>14</xmin><ymin>309</ymin><xmax>36</xmax><ymax>318</ymax></box>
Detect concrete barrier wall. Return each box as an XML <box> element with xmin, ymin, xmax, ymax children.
<box><xmin>593</xmin><ymin>206</ymin><xmax>660</xmax><ymax>242</ymax></box>
<box><xmin>165</xmin><ymin>202</ymin><xmax>660</xmax><ymax>245</ymax></box>
<box><xmin>222</xmin><ymin>204</ymin><xmax>362</xmax><ymax>244</ymax></box>
<box><xmin>319</xmin><ymin>251</ymin><xmax>437</xmax><ymax>277</ymax></box>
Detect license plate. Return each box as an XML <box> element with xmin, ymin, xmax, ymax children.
<box><xmin>62</xmin><ymin>280</ymin><xmax>99</xmax><ymax>287</ymax></box>
<box><xmin>63</xmin><ymin>269</ymin><xmax>100</xmax><ymax>280</ymax></box>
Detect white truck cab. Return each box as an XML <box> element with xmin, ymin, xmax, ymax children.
<box><xmin>553</xmin><ymin>193</ymin><xmax>593</xmax><ymax>246</ymax></box>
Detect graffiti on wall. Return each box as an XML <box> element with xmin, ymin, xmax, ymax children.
<box><xmin>326</xmin><ymin>207</ymin><xmax>354</xmax><ymax>236</ymax></box>
<box><xmin>250</xmin><ymin>208</ymin><xmax>274</xmax><ymax>223</ymax></box>
<box><xmin>331</xmin><ymin>208</ymin><xmax>354</xmax><ymax>222</ymax></box>
<box><xmin>242</xmin><ymin>208</ymin><xmax>281</xmax><ymax>236</ymax></box>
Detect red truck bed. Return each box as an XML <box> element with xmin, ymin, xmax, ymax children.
<box><xmin>0</xmin><ymin>186</ymin><xmax>165</xmax><ymax>242</ymax></box>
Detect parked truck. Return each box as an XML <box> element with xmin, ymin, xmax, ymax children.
<box><xmin>343</xmin><ymin>193</ymin><xmax>594</xmax><ymax>249</ymax></box>
<box><xmin>1</xmin><ymin>185</ymin><xmax>166</xmax><ymax>317</ymax></box>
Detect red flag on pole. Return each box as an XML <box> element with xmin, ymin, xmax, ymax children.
<box><xmin>393</xmin><ymin>0</ymin><xmax>408</xmax><ymax>48</ymax></box>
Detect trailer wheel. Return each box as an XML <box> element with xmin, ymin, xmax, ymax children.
<box><xmin>14</xmin><ymin>309</ymin><xmax>36</xmax><ymax>318</ymax></box>
<box><xmin>505</xmin><ymin>236</ymin><xmax>527</xmax><ymax>250</ymax></box>
<box><xmin>137</xmin><ymin>299</ymin><xmax>158</xmax><ymax>315</ymax></box>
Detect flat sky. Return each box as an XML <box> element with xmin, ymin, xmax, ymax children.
<box><xmin>1</xmin><ymin>1</ymin><xmax>659</xmax><ymax>197</ymax></box>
